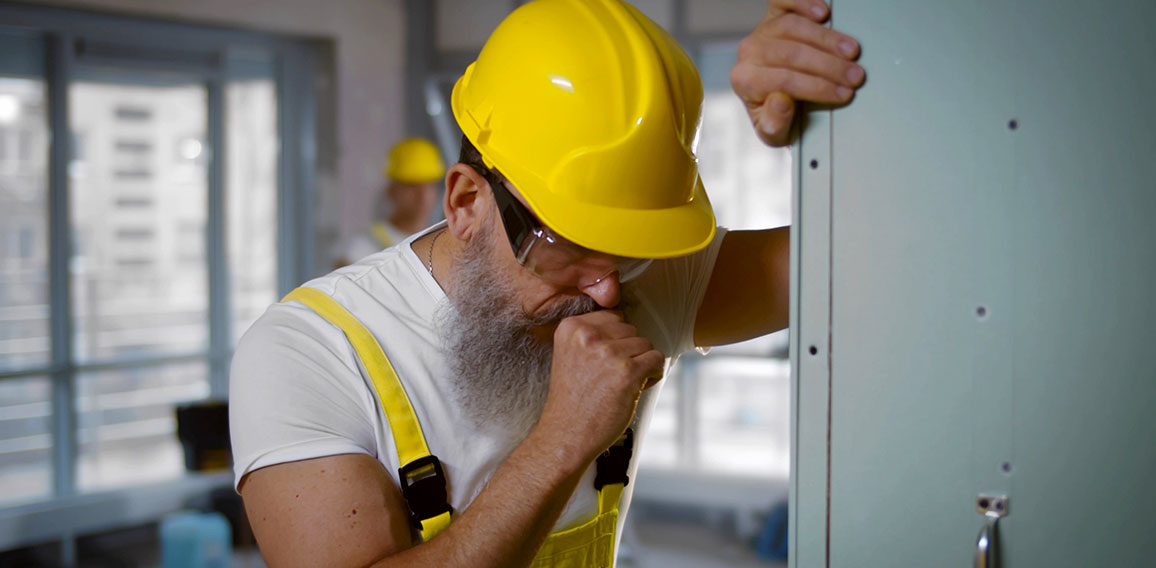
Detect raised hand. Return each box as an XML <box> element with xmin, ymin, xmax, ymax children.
<box><xmin>730</xmin><ymin>0</ymin><xmax>865</xmax><ymax>147</ymax></box>
<box><xmin>537</xmin><ymin>310</ymin><xmax>665</xmax><ymax>461</ymax></box>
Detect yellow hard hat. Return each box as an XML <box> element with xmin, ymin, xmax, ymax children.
<box><xmin>451</xmin><ymin>0</ymin><xmax>715</xmax><ymax>259</ymax></box>
<box><xmin>385</xmin><ymin>138</ymin><xmax>446</xmax><ymax>184</ymax></box>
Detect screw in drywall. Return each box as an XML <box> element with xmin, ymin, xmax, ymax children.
<box><xmin>1008</xmin><ymin>119</ymin><xmax>1018</xmax><ymax>130</ymax></box>
<box><xmin>1001</xmin><ymin>461</ymin><xmax>1013</xmax><ymax>474</ymax></box>
<box><xmin>809</xmin><ymin>159</ymin><xmax>819</xmax><ymax>169</ymax></box>
<box><xmin>809</xmin><ymin>345</ymin><xmax>818</xmax><ymax>355</ymax></box>
<box><xmin>976</xmin><ymin>306</ymin><xmax>988</xmax><ymax>319</ymax></box>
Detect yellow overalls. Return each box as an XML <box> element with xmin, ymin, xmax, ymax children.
<box><xmin>283</xmin><ymin>287</ymin><xmax>632</xmax><ymax>567</ymax></box>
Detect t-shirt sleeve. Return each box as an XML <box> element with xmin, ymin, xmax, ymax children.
<box><xmin>628</xmin><ymin>227</ymin><xmax>728</xmax><ymax>358</ymax></box>
<box><xmin>229</xmin><ymin>302</ymin><xmax>378</xmax><ymax>490</ymax></box>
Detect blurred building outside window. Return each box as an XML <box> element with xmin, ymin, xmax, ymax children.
<box><xmin>0</xmin><ymin>78</ymin><xmax>50</xmax><ymax>371</ymax></box>
<box><xmin>70</xmin><ymin>81</ymin><xmax>212</xmax><ymax>363</ymax></box>
<box><xmin>68</xmin><ymin>80</ymin><xmax>214</xmax><ymax>492</ymax></box>
<box><xmin>227</xmin><ymin>77</ymin><xmax>279</xmax><ymax>341</ymax></box>
<box><xmin>0</xmin><ymin>37</ymin><xmax>282</xmax><ymax>507</ymax></box>
<box><xmin>0</xmin><ymin>75</ymin><xmax>53</xmax><ymax>506</ymax></box>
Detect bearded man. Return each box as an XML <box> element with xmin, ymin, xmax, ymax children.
<box><xmin>229</xmin><ymin>0</ymin><xmax>864</xmax><ymax>566</ymax></box>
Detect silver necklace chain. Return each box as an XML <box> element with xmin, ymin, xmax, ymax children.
<box><xmin>427</xmin><ymin>229</ymin><xmax>443</xmax><ymax>277</ymax></box>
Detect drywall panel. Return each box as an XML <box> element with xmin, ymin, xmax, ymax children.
<box><xmin>790</xmin><ymin>108</ymin><xmax>833</xmax><ymax>568</ymax></box>
<box><xmin>996</xmin><ymin>1</ymin><xmax>1156</xmax><ymax>563</ymax></box>
<box><xmin>824</xmin><ymin>0</ymin><xmax>1010</xmax><ymax>561</ymax></box>
<box><xmin>793</xmin><ymin>0</ymin><xmax>1156</xmax><ymax>566</ymax></box>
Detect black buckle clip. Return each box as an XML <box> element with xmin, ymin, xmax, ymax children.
<box><xmin>594</xmin><ymin>428</ymin><xmax>634</xmax><ymax>491</ymax></box>
<box><xmin>398</xmin><ymin>455</ymin><xmax>453</xmax><ymax>529</ymax></box>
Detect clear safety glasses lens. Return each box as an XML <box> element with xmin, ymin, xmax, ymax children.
<box><xmin>480</xmin><ymin>162</ymin><xmax>654</xmax><ymax>287</ymax></box>
<box><xmin>520</xmin><ymin>228</ymin><xmax>653</xmax><ymax>287</ymax></box>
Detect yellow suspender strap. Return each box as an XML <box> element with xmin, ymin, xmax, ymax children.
<box><xmin>371</xmin><ymin>222</ymin><xmax>394</xmax><ymax>248</ymax></box>
<box><xmin>598</xmin><ymin>483</ymin><xmax>624</xmax><ymax>516</ymax></box>
<box><xmin>281</xmin><ymin>286</ymin><xmax>452</xmax><ymax>541</ymax></box>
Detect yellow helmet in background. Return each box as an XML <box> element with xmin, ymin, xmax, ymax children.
<box><xmin>385</xmin><ymin>138</ymin><xmax>446</xmax><ymax>184</ymax></box>
<box><xmin>451</xmin><ymin>0</ymin><xmax>715</xmax><ymax>259</ymax></box>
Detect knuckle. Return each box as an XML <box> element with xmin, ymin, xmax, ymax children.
<box><xmin>556</xmin><ymin>317</ymin><xmax>577</xmax><ymax>333</ymax></box>
<box><xmin>777</xmin><ymin>42</ymin><xmax>803</xmax><ymax>68</ymax></box>
<box><xmin>729</xmin><ymin>63</ymin><xmax>754</xmax><ymax>94</ymax></box>
<box><xmin>553</xmin><ymin>319</ymin><xmax>576</xmax><ymax>341</ymax></box>
<box><xmin>736</xmin><ymin>36</ymin><xmax>753</xmax><ymax>59</ymax></box>
<box><xmin>630</xmin><ymin>349</ymin><xmax>658</xmax><ymax>370</ymax></box>
<box><xmin>793</xmin><ymin>74</ymin><xmax>825</xmax><ymax>99</ymax></box>
<box><xmin>575</xmin><ymin>325</ymin><xmax>600</xmax><ymax>346</ymax></box>
<box><xmin>778</xmin><ymin>73</ymin><xmax>800</xmax><ymax>95</ymax></box>
<box><xmin>736</xmin><ymin>34</ymin><xmax>763</xmax><ymax>61</ymax></box>
<box><xmin>645</xmin><ymin>348</ymin><xmax>663</xmax><ymax>363</ymax></box>
<box><xmin>765</xmin><ymin>13</ymin><xmax>785</xmax><ymax>33</ymax></box>
<box><xmin>593</xmin><ymin>342</ymin><xmax>615</xmax><ymax>360</ymax></box>
<box><xmin>773</xmin><ymin>12</ymin><xmax>803</xmax><ymax>35</ymax></box>
<box><xmin>636</xmin><ymin>336</ymin><xmax>655</xmax><ymax>353</ymax></box>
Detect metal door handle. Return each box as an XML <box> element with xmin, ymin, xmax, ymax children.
<box><xmin>974</xmin><ymin>494</ymin><xmax>1008</xmax><ymax>568</ymax></box>
<box><xmin>975</xmin><ymin>516</ymin><xmax>998</xmax><ymax>568</ymax></box>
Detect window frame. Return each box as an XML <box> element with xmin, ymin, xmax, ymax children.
<box><xmin>0</xmin><ymin>2</ymin><xmax>320</xmax><ymax>553</ymax></box>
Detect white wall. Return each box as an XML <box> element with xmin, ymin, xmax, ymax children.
<box><xmin>23</xmin><ymin>0</ymin><xmax>407</xmax><ymax>269</ymax></box>
<box><xmin>433</xmin><ymin>0</ymin><xmax>763</xmax><ymax>53</ymax></box>
<box><xmin>435</xmin><ymin>0</ymin><xmax>510</xmax><ymax>52</ymax></box>
<box><xmin>686</xmin><ymin>0</ymin><xmax>765</xmax><ymax>34</ymax></box>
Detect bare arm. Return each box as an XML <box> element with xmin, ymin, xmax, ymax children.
<box><xmin>240</xmin><ymin>310</ymin><xmax>663</xmax><ymax>567</ymax></box>
<box><xmin>695</xmin><ymin>227</ymin><xmax>790</xmax><ymax>347</ymax></box>
<box><xmin>240</xmin><ymin>427</ymin><xmax>590</xmax><ymax>567</ymax></box>
<box><xmin>239</xmin><ymin>454</ymin><xmax>412</xmax><ymax>567</ymax></box>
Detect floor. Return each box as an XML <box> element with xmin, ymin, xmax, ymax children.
<box><xmin>621</xmin><ymin>517</ymin><xmax>785</xmax><ymax>568</ymax></box>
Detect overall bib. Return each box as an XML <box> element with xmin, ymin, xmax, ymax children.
<box><xmin>283</xmin><ymin>287</ymin><xmax>632</xmax><ymax>567</ymax></box>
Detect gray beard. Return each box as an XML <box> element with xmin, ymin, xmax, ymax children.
<box><xmin>437</xmin><ymin>229</ymin><xmax>598</xmax><ymax>441</ymax></box>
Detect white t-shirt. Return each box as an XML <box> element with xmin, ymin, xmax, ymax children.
<box><xmin>230</xmin><ymin>222</ymin><xmax>727</xmax><ymax>535</ymax></box>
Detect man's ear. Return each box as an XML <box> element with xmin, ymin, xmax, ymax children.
<box><xmin>443</xmin><ymin>163</ymin><xmax>491</xmax><ymax>242</ymax></box>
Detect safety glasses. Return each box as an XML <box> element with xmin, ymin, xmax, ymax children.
<box><xmin>468</xmin><ymin>162</ymin><xmax>653</xmax><ymax>288</ymax></box>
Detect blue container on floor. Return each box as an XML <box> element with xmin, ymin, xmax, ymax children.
<box><xmin>161</xmin><ymin>511</ymin><xmax>231</xmax><ymax>568</ymax></box>
<box><xmin>754</xmin><ymin>501</ymin><xmax>789</xmax><ymax>562</ymax></box>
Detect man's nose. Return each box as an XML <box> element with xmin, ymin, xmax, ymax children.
<box><xmin>579</xmin><ymin>272</ymin><xmax>620</xmax><ymax>308</ymax></box>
